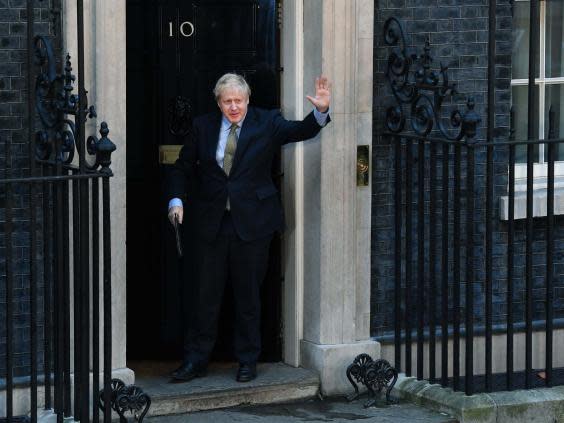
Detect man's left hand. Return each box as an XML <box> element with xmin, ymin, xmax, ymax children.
<box><xmin>306</xmin><ymin>75</ymin><xmax>331</xmax><ymax>113</ymax></box>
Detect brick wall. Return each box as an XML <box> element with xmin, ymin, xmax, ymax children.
<box><xmin>0</xmin><ymin>0</ymin><xmax>58</xmax><ymax>379</ymax></box>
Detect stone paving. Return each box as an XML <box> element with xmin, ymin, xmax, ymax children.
<box><xmin>147</xmin><ymin>397</ymin><xmax>457</xmax><ymax>422</ymax></box>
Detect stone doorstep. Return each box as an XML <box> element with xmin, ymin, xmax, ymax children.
<box><xmin>133</xmin><ymin>362</ymin><xmax>320</xmax><ymax>417</ymax></box>
<box><xmin>30</xmin><ymin>363</ymin><xmax>318</xmax><ymax>421</ymax></box>
<box><xmin>394</xmin><ymin>374</ymin><xmax>564</xmax><ymax>423</ymax></box>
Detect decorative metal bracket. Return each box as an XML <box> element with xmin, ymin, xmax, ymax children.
<box><xmin>346</xmin><ymin>353</ymin><xmax>398</xmax><ymax>407</ymax></box>
<box><xmin>34</xmin><ymin>35</ymin><xmax>115</xmax><ymax>171</ymax></box>
<box><xmin>384</xmin><ymin>17</ymin><xmax>481</xmax><ymax>142</ymax></box>
<box><xmin>98</xmin><ymin>379</ymin><xmax>151</xmax><ymax>423</ymax></box>
<box><xmin>87</xmin><ymin>121</ymin><xmax>117</xmax><ymax>175</ymax></box>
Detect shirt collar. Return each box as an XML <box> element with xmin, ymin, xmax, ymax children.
<box><xmin>221</xmin><ymin>112</ymin><xmax>247</xmax><ymax>131</ymax></box>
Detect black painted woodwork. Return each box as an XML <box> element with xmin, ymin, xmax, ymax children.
<box><xmin>126</xmin><ymin>0</ymin><xmax>282</xmax><ymax>362</ymax></box>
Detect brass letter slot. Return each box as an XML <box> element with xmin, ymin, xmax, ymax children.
<box><xmin>357</xmin><ymin>145</ymin><xmax>370</xmax><ymax>187</ymax></box>
<box><xmin>159</xmin><ymin>145</ymin><xmax>182</xmax><ymax>165</ymax></box>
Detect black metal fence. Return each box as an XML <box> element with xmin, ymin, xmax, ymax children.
<box><xmin>386</xmin><ymin>0</ymin><xmax>564</xmax><ymax>397</ymax></box>
<box><xmin>390</xmin><ymin>132</ymin><xmax>564</xmax><ymax>395</ymax></box>
<box><xmin>1</xmin><ymin>1</ymin><xmax>117</xmax><ymax>422</ymax></box>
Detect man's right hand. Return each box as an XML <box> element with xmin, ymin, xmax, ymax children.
<box><xmin>168</xmin><ymin>206</ymin><xmax>184</xmax><ymax>225</ymax></box>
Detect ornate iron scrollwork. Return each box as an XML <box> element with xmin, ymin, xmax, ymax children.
<box><xmin>384</xmin><ymin>17</ymin><xmax>481</xmax><ymax>141</ymax></box>
<box><xmin>34</xmin><ymin>36</ymin><xmax>114</xmax><ymax>170</ymax></box>
<box><xmin>98</xmin><ymin>378</ymin><xmax>151</xmax><ymax>423</ymax></box>
<box><xmin>346</xmin><ymin>353</ymin><xmax>398</xmax><ymax>407</ymax></box>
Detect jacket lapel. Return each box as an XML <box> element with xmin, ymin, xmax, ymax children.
<box><xmin>207</xmin><ymin>112</ymin><xmax>223</xmax><ymax>170</ymax></box>
<box><xmin>231</xmin><ymin>107</ymin><xmax>257</xmax><ymax>174</ymax></box>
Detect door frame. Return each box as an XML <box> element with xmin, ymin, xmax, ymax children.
<box><xmin>61</xmin><ymin>0</ymin><xmax>306</xmax><ymax>376</ymax></box>
<box><xmin>280</xmin><ymin>0</ymin><xmax>305</xmax><ymax>367</ymax></box>
<box><xmin>123</xmin><ymin>0</ymin><xmax>308</xmax><ymax>366</ymax></box>
<box><xmin>65</xmin><ymin>0</ymin><xmax>376</xmax><ymax>391</ymax></box>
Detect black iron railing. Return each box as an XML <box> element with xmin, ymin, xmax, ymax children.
<box><xmin>390</xmin><ymin>135</ymin><xmax>564</xmax><ymax>395</ymax></box>
<box><xmin>385</xmin><ymin>5</ymin><xmax>564</xmax><ymax>396</ymax></box>
<box><xmin>1</xmin><ymin>1</ymin><xmax>123</xmax><ymax>422</ymax></box>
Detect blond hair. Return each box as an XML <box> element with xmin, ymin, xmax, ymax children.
<box><xmin>213</xmin><ymin>73</ymin><xmax>251</xmax><ymax>101</ymax></box>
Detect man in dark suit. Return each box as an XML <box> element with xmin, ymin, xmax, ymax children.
<box><xmin>167</xmin><ymin>73</ymin><xmax>331</xmax><ymax>382</ymax></box>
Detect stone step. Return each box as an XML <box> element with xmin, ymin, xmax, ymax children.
<box><xmin>129</xmin><ymin>361</ymin><xmax>320</xmax><ymax>417</ymax></box>
<box><xmin>148</xmin><ymin>398</ymin><xmax>458</xmax><ymax>423</ymax></box>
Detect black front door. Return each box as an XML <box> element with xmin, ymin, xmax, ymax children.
<box><xmin>126</xmin><ymin>0</ymin><xmax>282</xmax><ymax>362</ymax></box>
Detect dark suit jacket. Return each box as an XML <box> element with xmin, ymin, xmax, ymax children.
<box><xmin>169</xmin><ymin>106</ymin><xmax>329</xmax><ymax>242</ymax></box>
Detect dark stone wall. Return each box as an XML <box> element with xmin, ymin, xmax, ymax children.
<box><xmin>368</xmin><ymin>0</ymin><xmax>564</xmax><ymax>339</ymax></box>
<box><xmin>0</xmin><ymin>0</ymin><xmax>58</xmax><ymax>380</ymax></box>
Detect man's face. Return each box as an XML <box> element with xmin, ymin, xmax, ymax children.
<box><xmin>218</xmin><ymin>88</ymin><xmax>249</xmax><ymax>124</ymax></box>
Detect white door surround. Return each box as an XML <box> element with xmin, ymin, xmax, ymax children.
<box><xmin>280</xmin><ymin>0</ymin><xmax>378</xmax><ymax>395</ymax></box>
<box><xmin>62</xmin><ymin>0</ymin><xmax>377</xmax><ymax>397</ymax></box>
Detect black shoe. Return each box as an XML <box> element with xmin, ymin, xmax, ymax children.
<box><xmin>170</xmin><ymin>361</ymin><xmax>207</xmax><ymax>381</ymax></box>
<box><xmin>236</xmin><ymin>363</ymin><xmax>257</xmax><ymax>382</ymax></box>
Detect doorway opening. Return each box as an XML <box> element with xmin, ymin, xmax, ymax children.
<box><xmin>125</xmin><ymin>0</ymin><xmax>283</xmax><ymax>365</ymax></box>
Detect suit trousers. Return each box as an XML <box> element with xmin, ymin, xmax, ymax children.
<box><xmin>185</xmin><ymin>210</ymin><xmax>273</xmax><ymax>365</ymax></box>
